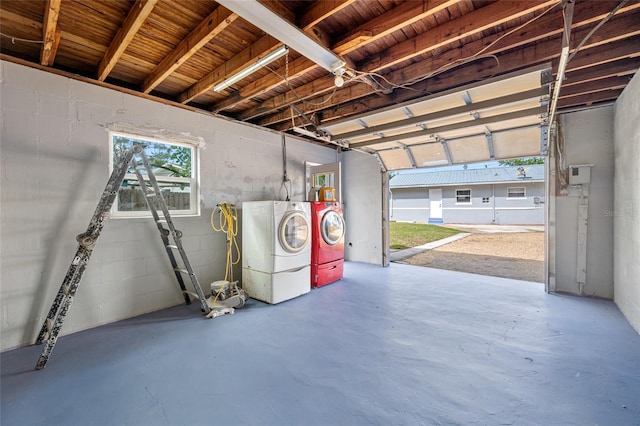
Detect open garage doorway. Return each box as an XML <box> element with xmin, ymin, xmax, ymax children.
<box><xmin>319</xmin><ymin>67</ymin><xmax>551</xmax><ymax>285</ymax></box>
<box><xmin>388</xmin><ymin>158</ymin><xmax>546</xmax><ymax>284</ymax></box>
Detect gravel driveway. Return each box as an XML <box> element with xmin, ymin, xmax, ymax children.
<box><xmin>397</xmin><ymin>225</ymin><xmax>545</xmax><ymax>283</ymax></box>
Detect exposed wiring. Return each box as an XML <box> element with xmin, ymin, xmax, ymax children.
<box><xmin>0</xmin><ymin>31</ymin><xmax>45</xmax><ymax>44</ymax></box>
<box><xmin>261</xmin><ymin>2</ymin><xmax>561</xmax><ymax>126</ymax></box>
<box><xmin>475</xmin><ymin>3</ymin><xmax>560</xmax><ymax>59</ymax></box>
<box><xmin>567</xmin><ymin>0</ymin><xmax>629</xmax><ymax>63</ymax></box>
<box><xmin>281</xmin><ymin>133</ymin><xmax>291</xmax><ymax>201</ymax></box>
<box><xmin>210</xmin><ymin>202</ymin><xmax>240</xmax><ymax>304</ymax></box>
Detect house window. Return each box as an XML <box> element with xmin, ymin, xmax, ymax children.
<box><xmin>482</xmin><ymin>197</ymin><xmax>490</xmax><ymax>204</ymax></box>
<box><xmin>456</xmin><ymin>189</ymin><xmax>471</xmax><ymax>204</ymax></box>
<box><xmin>507</xmin><ymin>187</ymin><xmax>526</xmax><ymax>199</ymax></box>
<box><xmin>109</xmin><ymin>132</ymin><xmax>199</xmax><ymax>218</ymax></box>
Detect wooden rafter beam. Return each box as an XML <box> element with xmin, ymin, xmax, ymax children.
<box><xmin>177</xmin><ymin>35</ymin><xmax>282</xmax><ymax>105</ymax></box>
<box><xmin>209</xmin><ymin>58</ymin><xmax>313</xmax><ymax>112</ymax></box>
<box><xmin>332</xmin><ymin>0</ymin><xmax>461</xmax><ymax>56</ymax></box>
<box><xmin>207</xmin><ymin>0</ymin><xmax>462</xmax><ymax>113</ymax></box>
<box><xmin>142</xmin><ymin>7</ymin><xmax>238</xmax><ymax>94</ymax></box>
<box><xmin>248</xmin><ymin>1</ymin><xmax>640</xmax><ymax>123</ymax></box>
<box><xmin>299</xmin><ymin>0</ymin><xmax>358</xmax><ymax>30</ymax></box>
<box><xmin>555</xmin><ymin>36</ymin><xmax>640</xmax><ymax>73</ymax></box>
<box><xmin>563</xmin><ymin>57</ymin><xmax>640</xmax><ymax>85</ymax></box>
<box><xmin>97</xmin><ymin>0</ymin><xmax>158</xmax><ymax>82</ymax></box>
<box><xmin>359</xmin><ymin>0</ymin><xmax>560</xmax><ymax>73</ymax></box>
<box><xmin>203</xmin><ymin>1</ymin><xmax>354</xmax><ymax>112</ymax></box>
<box><xmin>40</xmin><ymin>0</ymin><xmax>62</xmax><ymax>66</ymax></box>
<box><xmin>558</xmin><ymin>88</ymin><xmax>623</xmax><ymax>109</ymax></box>
<box><xmin>256</xmin><ymin>8</ymin><xmax>640</xmax><ymax>129</ymax></box>
<box><xmin>559</xmin><ymin>75</ymin><xmax>631</xmax><ymax>97</ymax></box>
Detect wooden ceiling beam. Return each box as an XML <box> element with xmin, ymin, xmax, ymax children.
<box><xmin>177</xmin><ymin>35</ymin><xmax>282</xmax><ymax>105</ymax></box>
<box><xmin>359</xmin><ymin>0</ymin><xmax>560</xmax><ymax>73</ymax></box>
<box><xmin>207</xmin><ymin>0</ymin><xmax>462</xmax><ymax>113</ymax></box>
<box><xmin>299</xmin><ymin>0</ymin><xmax>358</xmax><ymax>30</ymax></box>
<box><xmin>142</xmin><ymin>6</ymin><xmax>238</xmax><ymax>94</ymax></box>
<box><xmin>333</xmin><ymin>0</ymin><xmax>462</xmax><ymax>56</ymax></box>
<box><xmin>97</xmin><ymin>0</ymin><xmax>158</xmax><ymax>82</ymax></box>
<box><xmin>209</xmin><ymin>55</ymin><xmax>316</xmax><ymax>112</ymax></box>
<box><xmin>563</xmin><ymin>57</ymin><xmax>640</xmax><ymax>86</ymax></box>
<box><xmin>40</xmin><ymin>0</ymin><xmax>61</xmax><ymax>66</ymax></box>
<box><xmin>240</xmin><ymin>1</ymin><xmax>639</xmax><ymax>122</ymax></box>
<box><xmin>256</xmin><ymin>10</ymin><xmax>640</xmax><ymax>129</ymax></box>
<box><xmin>557</xmin><ymin>37</ymin><xmax>640</xmax><ymax>73</ymax></box>
<box><xmin>558</xmin><ymin>75</ymin><xmax>631</xmax><ymax>97</ymax></box>
<box><xmin>245</xmin><ymin>2</ymin><xmax>620</xmax><ymax>120</ymax></box>
<box><xmin>558</xmin><ymin>89</ymin><xmax>623</xmax><ymax>109</ymax></box>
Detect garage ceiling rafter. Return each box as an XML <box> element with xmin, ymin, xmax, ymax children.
<box><xmin>0</xmin><ymin>0</ymin><xmax>637</xmax><ymax>156</ymax></box>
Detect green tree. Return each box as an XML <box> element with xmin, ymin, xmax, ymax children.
<box><xmin>498</xmin><ymin>157</ymin><xmax>544</xmax><ymax>166</ymax></box>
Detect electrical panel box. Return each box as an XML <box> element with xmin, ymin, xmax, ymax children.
<box><xmin>569</xmin><ymin>165</ymin><xmax>592</xmax><ymax>185</ymax></box>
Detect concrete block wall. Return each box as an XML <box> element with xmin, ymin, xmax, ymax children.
<box><xmin>613</xmin><ymin>71</ymin><xmax>640</xmax><ymax>334</ymax></box>
<box><xmin>0</xmin><ymin>60</ymin><xmax>338</xmax><ymax>351</ymax></box>
<box><xmin>554</xmin><ymin>107</ymin><xmax>614</xmax><ymax>298</ymax></box>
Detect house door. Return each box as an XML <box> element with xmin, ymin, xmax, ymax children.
<box><xmin>429</xmin><ymin>189</ymin><xmax>443</xmax><ymax>223</ymax></box>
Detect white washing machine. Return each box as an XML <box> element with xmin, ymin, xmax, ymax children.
<box><xmin>241</xmin><ymin>201</ymin><xmax>311</xmax><ymax>304</ymax></box>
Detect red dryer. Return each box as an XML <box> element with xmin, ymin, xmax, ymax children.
<box><xmin>310</xmin><ymin>201</ymin><xmax>345</xmax><ymax>287</ymax></box>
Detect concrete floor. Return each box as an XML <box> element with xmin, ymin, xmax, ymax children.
<box><xmin>2</xmin><ymin>262</ymin><xmax>639</xmax><ymax>425</ymax></box>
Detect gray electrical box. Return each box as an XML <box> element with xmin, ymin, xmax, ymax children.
<box><xmin>569</xmin><ymin>165</ymin><xmax>592</xmax><ymax>185</ymax></box>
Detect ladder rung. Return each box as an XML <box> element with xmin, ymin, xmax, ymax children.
<box><xmin>175</xmin><ymin>268</ymin><xmax>190</xmax><ymax>274</ymax></box>
<box><xmin>145</xmin><ymin>192</ymin><xmax>157</xmax><ymax>197</ymax></box>
<box><xmin>166</xmin><ymin>245</ymin><xmax>178</xmax><ymax>249</ymax></box>
<box><xmin>157</xmin><ymin>219</ymin><xmax>167</xmax><ymax>223</ymax></box>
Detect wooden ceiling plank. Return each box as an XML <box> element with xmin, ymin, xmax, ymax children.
<box><xmin>182</xmin><ymin>0</ymin><xmax>355</xmax><ymax>107</ymax></box>
<box><xmin>256</xmin><ymin>10</ymin><xmax>640</xmax><ymax>128</ymax></box>
<box><xmin>557</xmin><ymin>89</ymin><xmax>623</xmax><ymax>109</ymax></box>
<box><xmin>142</xmin><ymin>7</ymin><xmax>238</xmax><ymax>94</ymax></box>
<box><xmin>558</xmin><ymin>37</ymin><xmax>640</xmax><ymax>73</ymax></box>
<box><xmin>240</xmin><ymin>2</ymin><xmax>639</xmax><ymax>122</ymax></box>
<box><xmin>40</xmin><ymin>0</ymin><xmax>62</xmax><ymax>66</ymax></box>
<box><xmin>333</xmin><ymin>0</ymin><xmax>463</xmax><ymax>55</ymax></box>
<box><xmin>563</xmin><ymin>57</ymin><xmax>640</xmax><ymax>85</ymax></box>
<box><xmin>97</xmin><ymin>0</ymin><xmax>158</xmax><ymax>82</ymax></box>
<box><xmin>177</xmin><ymin>35</ymin><xmax>283</xmax><ymax>104</ymax></box>
<box><xmin>300</xmin><ymin>0</ymin><xmax>358</xmax><ymax>30</ymax></box>
<box><xmin>559</xmin><ymin>75</ymin><xmax>631</xmax><ymax>97</ymax></box>
<box><xmin>359</xmin><ymin>0</ymin><xmax>560</xmax><ymax>73</ymax></box>
<box><xmin>208</xmin><ymin>0</ymin><xmax>461</xmax><ymax>113</ymax></box>
<box><xmin>210</xmin><ymin>55</ymin><xmax>318</xmax><ymax>111</ymax></box>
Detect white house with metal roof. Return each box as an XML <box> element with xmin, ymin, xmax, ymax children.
<box><xmin>389</xmin><ymin>165</ymin><xmax>545</xmax><ymax>225</ymax></box>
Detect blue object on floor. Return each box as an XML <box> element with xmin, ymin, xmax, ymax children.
<box><xmin>2</xmin><ymin>262</ymin><xmax>640</xmax><ymax>425</ymax></box>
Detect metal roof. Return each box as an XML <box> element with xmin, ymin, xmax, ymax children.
<box><xmin>389</xmin><ymin>165</ymin><xmax>544</xmax><ymax>188</ymax></box>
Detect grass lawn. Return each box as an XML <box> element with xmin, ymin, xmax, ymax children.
<box><xmin>390</xmin><ymin>222</ymin><xmax>462</xmax><ymax>250</ymax></box>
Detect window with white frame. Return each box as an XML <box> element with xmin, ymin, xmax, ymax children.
<box><xmin>456</xmin><ymin>189</ymin><xmax>471</xmax><ymax>204</ymax></box>
<box><xmin>109</xmin><ymin>132</ymin><xmax>199</xmax><ymax>218</ymax></box>
<box><xmin>507</xmin><ymin>187</ymin><xmax>526</xmax><ymax>199</ymax></box>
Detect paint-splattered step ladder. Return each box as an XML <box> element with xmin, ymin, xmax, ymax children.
<box><xmin>35</xmin><ymin>144</ymin><xmax>211</xmax><ymax>370</ymax></box>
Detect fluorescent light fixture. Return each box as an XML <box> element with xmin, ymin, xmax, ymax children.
<box><xmin>216</xmin><ymin>0</ymin><xmax>345</xmax><ymax>74</ymax></box>
<box><xmin>213</xmin><ymin>45</ymin><xmax>289</xmax><ymax>92</ymax></box>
